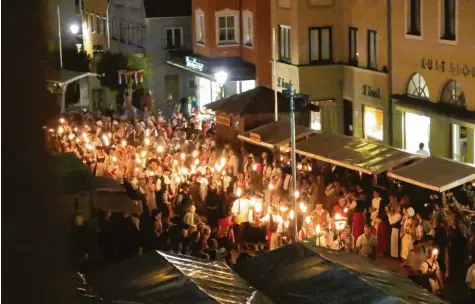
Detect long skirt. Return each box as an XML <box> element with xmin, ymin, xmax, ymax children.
<box><xmin>390</xmin><ymin>228</ymin><xmax>400</xmax><ymax>258</ymax></box>
<box><xmin>352</xmin><ymin>212</ymin><xmax>365</xmax><ymax>241</ymax></box>
<box><xmin>376</xmin><ymin>221</ymin><xmax>388</xmax><ymax>255</ymax></box>
<box><xmin>400</xmin><ymin>234</ymin><xmax>413</xmax><ymax>260</ymax></box>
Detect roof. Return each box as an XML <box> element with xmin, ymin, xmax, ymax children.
<box><xmin>144</xmin><ymin>0</ymin><xmax>192</xmax><ymax>18</ymax></box>
<box><xmin>392</xmin><ymin>94</ymin><xmax>475</xmax><ymax>129</ymax></box>
<box><xmin>387</xmin><ymin>156</ymin><xmax>475</xmax><ymax>192</ymax></box>
<box><xmin>86</xmin><ymin>251</ymin><xmax>274</xmax><ymax>304</ymax></box>
<box><xmin>93</xmin><ymin>192</ymin><xmax>143</xmax><ymax>214</ymax></box>
<box><xmin>238</xmin><ymin>121</ymin><xmax>317</xmax><ymax>150</ymax></box>
<box><xmin>45</xmin><ymin>69</ymin><xmax>98</xmax><ymax>86</ymax></box>
<box><xmin>93</xmin><ymin>176</ymin><xmax>124</xmax><ymax>192</ymax></box>
<box><xmin>49</xmin><ymin>153</ymin><xmax>94</xmax><ymax>195</ymax></box>
<box><xmin>295</xmin><ymin>133</ymin><xmax>418</xmax><ymax>175</ymax></box>
<box><xmin>235</xmin><ymin>243</ymin><xmax>446</xmax><ymax>304</ymax></box>
<box><xmin>205</xmin><ymin>86</ymin><xmax>291</xmax><ymax>115</ymax></box>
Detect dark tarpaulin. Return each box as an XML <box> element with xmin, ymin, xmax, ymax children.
<box><xmin>93</xmin><ymin>176</ymin><xmax>124</xmax><ymax>192</ymax></box>
<box><xmin>93</xmin><ymin>192</ymin><xmax>143</xmax><ymax>214</ymax></box>
<box><xmin>86</xmin><ymin>251</ymin><xmax>274</xmax><ymax>304</ymax></box>
<box><xmin>50</xmin><ymin>153</ymin><xmax>94</xmax><ymax>195</ymax></box>
<box><xmin>234</xmin><ymin>243</ymin><xmax>446</xmax><ymax>304</ymax></box>
<box><xmin>205</xmin><ymin>86</ymin><xmax>291</xmax><ymax>115</ymax></box>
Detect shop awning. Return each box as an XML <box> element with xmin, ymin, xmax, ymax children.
<box><xmin>205</xmin><ymin>86</ymin><xmax>291</xmax><ymax>115</ymax></box>
<box><xmin>86</xmin><ymin>251</ymin><xmax>274</xmax><ymax>304</ymax></box>
<box><xmin>50</xmin><ymin>153</ymin><xmax>94</xmax><ymax>195</ymax></box>
<box><xmin>237</xmin><ymin>121</ymin><xmax>317</xmax><ymax>150</ymax></box>
<box><xmin>296</xmin><ymin>133</ymin><xmax>418</xmax><ymax>174</ymax></box>
<box><xmin>235</xmin><ymin>243</ymin><xmax>445</xmax><ymax>304</ymax></box>
<box><xmin>45</xmin><ymin>69</ymin><xmax>99</xmax><ymax>86</ymax></box>
<box><xmin>166</xmin><ymin>51</ymin><xmax>256</xmax><ymax>82</ymax></box>
<box><xmin>392</xmin><ymin>94</ymin><xmax>475</xmax><ymax>129</ymax></box>
<box><xmin>387</xmin><ymin>156</ymin><xmax>475</xmax><ymax>192</ymax></box>
<box><xmin>93</xmin><ymin>176</ymin><xmax>123</xmax><ymax>192</ymax></box>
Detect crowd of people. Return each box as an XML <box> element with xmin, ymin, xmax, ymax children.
<box><xmin>46</xmin><ymin>107</ymin><xmax>475</xmax><ymax>301</ymax></box>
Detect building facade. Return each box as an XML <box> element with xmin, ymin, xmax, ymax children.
<box><xmin>390</xmin><ymin>0</ymin><xmax>475</xmax><ymax>164</ymax></box>
<box><xmin>108</xmin><ymin>0</ymin><xmax>146</xmax><ymax>53</ymax></box>
<box><xmin>166</xmin><ymin>0</ymin><xmax>272</xmax><ymax>108</ymax></box>
<box><xmin>82</xmin><ymin>0</ymin><xmax>109</xmax><ymax>55</ymax></box>
<box><xmin>143</xmin><ymin>0</ymin><xmax>196</xmax><ymax>108</ymax></box>
<box><xmin>271</xmin><ymin>0</ymin><xmax>390</xmax><ymax>143</ymax></box>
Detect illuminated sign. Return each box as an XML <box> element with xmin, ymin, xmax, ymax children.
<box><xmin>186</xmin><ymin>56</ymin><xmax>205</xmax><ymax>72</ymax></box>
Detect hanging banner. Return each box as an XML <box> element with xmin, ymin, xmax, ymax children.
<box><xmin>216</xmin><ymin>115</ymin><xmax>231</xmax><ymax>126</ymax></box>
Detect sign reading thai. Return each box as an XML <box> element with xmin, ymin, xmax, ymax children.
<box><xmin>421</xmin><ymin>58</ymin><xmax>475</xmax><ymax>78</ymax></box>
<box><xmin>362</xmin><ymin>85</ymin><xmax>381</xmax><ymax>99</ymax></box>
<box><xmin>250</xmin><ymin>132</ymin><xmax>261</xmax><ymax>142</ymax></box>
<box><xmin>216</xmin><ymin>115</ymin><xmax>231</xmax><ymax>126</ymax></box>
<box><xmin>277</xmin><ymin>77</ymin><xmax>292</xmax><ymax>89</ymax></box>
<box><xmin>186</xmin><ymin>56</ymin><xmax>205</xmax><ymax>72</ymax></box>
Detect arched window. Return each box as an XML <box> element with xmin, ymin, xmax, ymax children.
<box><xmin>440</xmin><ymin>80</ymin><xmax>466</xmax><ymax>107</ymax></box>
<box><xmin>407</xmin><ymin>73</ymin><xmax>430</xmax><ymax>99</ymax></box>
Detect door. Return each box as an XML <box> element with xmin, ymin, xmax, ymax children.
<box><xmin>343</xmin><ymin>99</ymin><xmax>353</xmax><ymax>136</ymax></box>
<box><xmin>164</xmin><ymin>75</ymin><xmax>180</xmax><ymax>101</ymax></box>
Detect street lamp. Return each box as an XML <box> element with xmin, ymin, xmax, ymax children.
<box><xmin>214</xmin><ymin>71</ymin><xmax>228</xmax><ymax>99</ymax></box>
<box><xmin>70</xmin><ymin>24</ymin><xmax>79</xmax><ymax>35</ymax></box>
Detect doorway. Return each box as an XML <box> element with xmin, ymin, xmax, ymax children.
<box><xmin>404</xmin><ymin>112</ymin><xmax>431</xmax><ymax>154</ymax></box>
<box><xmin>164</xmin><ymin>75</ymin><xmax>180</xmax><ymax>101</ymax></box>
<box><xmin>343</xmin><ymin>99</ymin><xmax>353</xmax><ymax>136</ymax></box>
<box><xmin>452</xmin><ymin>124</ymin><xmax>468</xmax><ymax>162</ymax></box>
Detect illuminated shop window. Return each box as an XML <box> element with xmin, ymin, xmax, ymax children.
<box><xmin>363</xmin><ymin>106</ymin><xmax>383</xmax><ymax>142</ymax></box>
<box><xmin>440</xmin><ymin>80</ymin><xmax>465</xmax><ymax>107</ymax></box>
<box><xmin>404</xmin><ymin>112</ymin><xmax>430</xmax><ymax>154</ymax></box>
<box><xmin>407</xmin><ymin>73</ymin><xmax>430</xmax><ymax>99</ymax></box>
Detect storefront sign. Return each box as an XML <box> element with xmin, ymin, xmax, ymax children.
<box><xmin>250</xmin><ymin>132</ymin><xmax>261</xmax><ymax>142</ymax></box>
<box><xmin>216</xmin><ymin>115</ymin><xmax>231</xmax><ymax>126</ymax></box>
<box><xmin>186</xmin><ymin>56</ymin><xmax>205</xmax><ymax>72</ymax></box>
<box><xmin>362</xmin><ymin>85</ymin><xmax>381</xmax><ymax>99</ymax></box>
<box><xmin>277</xmin><ymin>77</ymin><xmax>291</xmax><ymax>89</ymax></box>
<box><xmin>421</xmin><ymin>58</ymin><xmax>475</xmax><ymax>78</ymax></box>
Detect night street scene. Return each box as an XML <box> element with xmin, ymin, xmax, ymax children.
<box><xmin>4</xmin><ymin>0</ymin><xmax>475</xmax><ymax>303</ymax></box>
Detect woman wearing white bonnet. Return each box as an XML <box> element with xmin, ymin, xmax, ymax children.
<box><xmin>400</xmin><ymin>207</ymin><xmax>416</xmax><ymax>260</ymax></box>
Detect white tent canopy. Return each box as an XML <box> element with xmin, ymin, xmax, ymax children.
<box><xmin>387</xmin><ymin>157</ymin><xmax>475</xmax><ymax>192</ymax></box>
<box><xmin>296</xmin><ymin>133</ymin><xmax>418</xmax><ymax>175</ymax></box>
<box><xmin>238</xmin><ymin>121</ymin><xmax>316</xmax><ymax>150</ymax></box>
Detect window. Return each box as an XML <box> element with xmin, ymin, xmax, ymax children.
<box><xmin>88</xmin><ymin>12</ymin><xmax>93</xmax><ymax>32</ymax></box>
<box><xmin>111</xmin><ymin>17</ymin><xmax>116</xmax><ymax>39</ymax></box>
<box><xmin>441</xmin><ymin>0</ymin><xmax>456</xmax><ymax>40</ymax></box>
<box><xmin>218</xmin><ymin>16</ymin><xmax>236</xmax><ymax>44</ymax></box>
<box><xmin>348</xmin><ymin>27</ymin><xmax>358</xmax><ymax>65</ymax></box>
<box><xmin>367</xmin><ymin>30</ymin><xmax>377</xmax><ymax>69</ymax></box>
<box><xmin>128</xmin><ymin>23</ymin><xmax>134</xmax><ymax>44</ymax></box>
<box><xmin>440</xmin><ymin>80</ymin><xmax>465</xmax><ymax>107</ymax></box>
<box><xmin>279</xmin><ymin>25</ymin><xmax>291</xmax><ymax>62</ymax></box>
<box><xmin>407</xmin><ymin>73</ymin><xmax>430</xmax><ymax>99</ymax></box>
<box><xmin>243</xmin><ymin>12</ymin><xmax>253</xmax><ymax>46</ymax></box>
<box><xmin>119</xmin><ymin>20</ymin><xmax>124</xmax><ymax>41</ymax></box>
<box><xmin>310</xmin><ymin>101</ymin><xmax>321</xmax><ymax>131</ymax></box>
<box><xmin>96</xmin><ymin>15</ymin><xmax>102</xmax><ymax>35</ymax></box>
<box><xmin>196</xmin><ymin>11</ymin><xmax>205</xmax><ymax>43</ymax></box>
<box><xmin>363</xmin><ymin>106</ymin><xmax>383</xmax><ymax>142</ymax></box>
<box><xmin>309</xmin><ymin>27</ymin><xmax>332</xmax><ymax>63</ymax></box>
<box><xmin>407</xmin><ymin>0</ymin><xmax>421</xmax><ymax>35</ymax></box>
<box><xmin>166</xmin><ymin>28</ymin><xmax>183</xmax><ymax>49</ymax></box>
<box><xmin>103</xmin><ymin>18</ymin><xmax>107</xmax><ymax>37</ymax></box>
<box><xmin>136</xmin><ymin>25</ymin><xmax>143</xmax><ymax>47</ymax></box>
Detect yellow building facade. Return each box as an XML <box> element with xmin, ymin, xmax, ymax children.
<box><xmin>82</xmin><ymin>0</ymin><xmax>109</xmax><ymax>56</ymax></box>
<box><xmin>271</xmin><ymin>0</ymin><xmax>390</xmax><ymax>143</ymax></box>
<box><xmin>391</xmin><ymin>0</ymin><xmax>475</xmax><ymax>164</ymax></box>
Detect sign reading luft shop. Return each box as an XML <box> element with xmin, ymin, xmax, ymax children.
<box><xmin>186</xmin><ymin>56</ymin><xmax>205</xmax><ymax>72</ymax></box>
<box><xmin>421</xmin><ymin>58</ymin><xmax>475</xmax><ymax>78</ymax></box>
<box><xmin>362</xmin><ymin>85</ymin><xmax>381</xmax><ymax>99</ymax></box>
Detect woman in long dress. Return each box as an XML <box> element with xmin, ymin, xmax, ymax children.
<box><xmin>400</xmin><ymin>207</ymin><xmax>416</xmax><ymax>260</ymax></box>
<box><xmin>386</xmin><ymin>197</ymin><xmax>402</xmax><ymax>258</ymax></box>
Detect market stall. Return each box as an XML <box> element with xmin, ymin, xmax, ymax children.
<box><xmin>387</xmin><ymin>156</ymin><xmax>475</xmax><ymax>193</ymax></box>
<box><xmin>295</xmin><ymin>133</ymin><xmax>419</xmax><ymax>175</ymax></box>
<box><xmin>86</xmin><ymin>251</ymin><xmax>274</xmax><ymax>304</ymax></box>
<box><xmin>235</xmin><ymin>242</ymin><xmax>446</xmax><ymax>304</ymax></box>
<box><xmin>237</xmin><ymin>120</ymin><xmax>316</xmax><ymax>150</ymax></box>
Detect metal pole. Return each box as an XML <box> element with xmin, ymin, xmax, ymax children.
<box><xmin>289</xmin><ymin>82</ymin><xmax>298</xmax><ymax>241</ymax></box>
<box><xmin>57</xmin><ymin>5</ymin><xmax>63</xmax><ymax>68</ymax></box>
<box><xmin>272</xmin><ymin>28</ymin><xmax>278</xmax><ymax>121</ymax></box>
<box><xmin>106</xmin><ymin>1</ymin><xmax>111</xmax><ymax>50</ymax></box>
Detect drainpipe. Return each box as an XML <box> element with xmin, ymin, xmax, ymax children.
<box><xmin>387</xmin><ymin>0</ymin><xmax>393</xmax><ymax>145</ymax></box>
<box><xmin>106</xmin><ymin>1</ymin><xmax>111</xmax><ymax>50</ymax></box>
<box><xmin>239</xmin><ymin>0</ymin><xmax>243</xmax><ymax>92</ymax></box>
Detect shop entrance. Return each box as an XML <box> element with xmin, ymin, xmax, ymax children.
<box><xmin>404</xmin><ymin>112</ymin><xmax>430</xmax><ymax>154</ymax></box>
<box><xmin>343</xmin><ymin>99</ymin><xmax>353</xmax><ymax>136</ymax></box>
<box><xmin>164</xmin><ymin>75</ymin><xmax>180</xmax><ymax>101</ymax></box>
<box><xmin>452</xmin><ymin>124</ymin><xmax>468</xmax><ymax>162</ymax></box>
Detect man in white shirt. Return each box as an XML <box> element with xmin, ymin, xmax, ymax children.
<box><xmin>416</xmin><ymin>142</ymin><xmax>430</xmax><ymax>156</ymax></box>
<box><xmin>356</xmin><ymin>225</ymin><xmax>376</xmax><ymax>259</ymax></box>
<box><xmin>466</xmin><ymin>261</ymin><xmax>475</xmax><ymax>302</ymax></box>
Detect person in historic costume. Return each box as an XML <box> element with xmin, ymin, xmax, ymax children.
<box><xmin>351</xmin><ymin>189</ymin><xmax>366</xmax><ymax>241</ymax></box>
<box><xmin>400</xmin><ymin>207</ymin><xmax>416</xmax><ymax>261</ymax></box>
<box><xmin>310</xmin><ymin>203</ymin><xmax>331</xmax><ymax>230</ymax></box>
<box><xmin>386</xmin><ymin>195</ymin><xmax>402</xmax><ymax>259</ymax></box>
<box><xmin>95</xmin><ymin>147</ymin><xmax>109</xmax><ymax>177</ymax></box>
